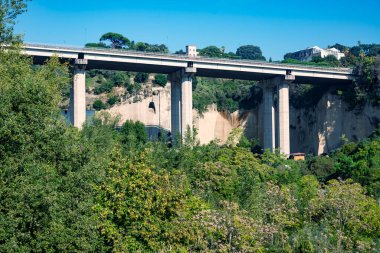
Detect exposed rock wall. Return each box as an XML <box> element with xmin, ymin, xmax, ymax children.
<box><xmin>290</xmin><ymin>93</ymin><xmax>380</xmax><ymax>154</ymax></box>
<box><xmin>106</xmin><ymin>85</ymin><xmax>259</xmax><ymax>144</ymax></box>
<box><xmin>106</xmin><ymin>85</ymin><xmax>379</xmax><ymax>154</ymax></box>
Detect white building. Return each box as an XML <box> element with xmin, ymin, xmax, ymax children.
<box><xmin>289</xmin><ymin>46</ymin><xmax>345</xmax><ymax>62</ymax></box>
<box><xmin>186</xmin><ymin>45</ymin><xmax>198</xmax><ymax>57</ymax></box>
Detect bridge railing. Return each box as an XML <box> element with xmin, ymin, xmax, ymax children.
<box><xmin>24</xmin><ymin>43</ymin><xmax>353</xmax><ymax>73</ymax></box>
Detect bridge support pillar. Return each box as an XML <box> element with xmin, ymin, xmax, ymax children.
<box><xmin>261</xmin><ymin>80</ymin><xmax>276</xmax><ymax>152</ymax></box>
<box><xmin>277</xmin><ymin>75</ymin><xmax>294</xmax><ymax>156</ymax></box>
<box><xmin>169</xmin><ymin>67</ymin><xmax>196</xmax><ymax>139</ymax></box>
<box><xmin>261</xmin><ymin>75</ymin><xmax>294</xmax><ymax>155</ymax></box>
<box><xmin>70</xmin><ymin>59</ymin><xmax>87</xmax><ymax>129</ymax></box>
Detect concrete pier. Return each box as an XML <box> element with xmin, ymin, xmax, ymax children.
<box><xmin>181</xmin><ymin>74</ymin><xmax>193</xmax><ymax>136</ymax></box>
<box><xmin>262</xmin><ymin>80</ymin><xmax>276</xmax><ymax>152</ymax></box>
<box><xmin>70</xmin><ymin>59</ymin><xmax>87</xmax><ymax>129</ymax></box>
<box><xmin>277</xmin><ymin>75</ymin><xmax>294</xmax><ymax>155</ymax></box>
<box><xmin>261</xmin><ymin>75</ymin><xmax>294</xmax><ymax>155</ymax></box>
<box><xmin>169</xmin><ymin>67</ymin><xmax>196</xmax><ymax>139</ymax></box>
<box><xmin>170</xmin><ymin>79</ymin><xmax>181</xmax><ymax>136</ymax></box>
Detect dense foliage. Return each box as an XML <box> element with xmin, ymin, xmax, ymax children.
<box><xmin>1</xmin><ymin>43</ymin><xmax>380</xmax><ymax>251</ymax></box>
<box><xmin>100</xmin><ymin>32</ymin><xmax>130</xmax><ymax>49</ymax></box>
<box><xmin>236</xmin><ymin>45</ymin><xmax>266</xmax><ymax>61</ymax></box>
<box><xmin>197</xmin><ymin>45</ymin><xmax>266</xmax><ymax>61</ymax></box>
<box><xmin>154</xmin><ymin>74</ymin><xmax>167</xmax><ymax>87</ymax></box>
<box><xmin>2</xmin><ymin>4</ymin><xmax>380</xmax><ymax>252</ymax></box>
<box><xmin>0</xmin><ymin>0</ymin><xmax>28</xmax><ymax>43</ymax></box>
<box><xmin>192</xmin><ymin>77</ymin><xmax>262</xmax><ymax>113</ymax></box>
<box><xmin>86</xmin><ymin>32</ymin><xmax>168</xmax><ymax>53</ymax></box>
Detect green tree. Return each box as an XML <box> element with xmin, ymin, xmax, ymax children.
<box><xmin>120</xmin><ymin>120</ymin><xmax>148</xmax><ymax>146</ymax></box>
<box><xmin>93</xmin><ymin>99</ymin><xmax>106</xmax><ymax>110</ymax></box>
<box><xmin>236</xmin><ymin>45</ymin><xmax>266</xmax><ymax>61</ymax></box>
<box><xmin>199</xmin><ymin>45</ymin><xmax>224</xmax><ymax>58</ymax></box>
<box><xmin>107</xmin><ymin>95</ymin><xmax>118</xmax><ymax>106</ymax></box>
<box><xmin>0</xmin><ymin>0</ymin><xmax>28</xmax><ymax>44</ymax></box>
<box><xmin>328</xmin><ymin>43</ymin><xmax>349</xmax><ymax>53</ymax></box>
<box><xmin>132</xmin><ymin>42</ymin><xmax>169</xmax><ymax>53</ymax></box>
<box><xmin>111</xmin><ymin>71</ymin><xmax>129</xmax><ymax>86</ymax></box>
<box><xmin>100</xmin><ymin>32</ymin><xmax>130</xmax><ymax>49</ymax></box>
<box><xmin>94</xmin><ymin>148</ymin><xmax>196</xmax><ymax>252</ymax></box>
<box><xmin>134</xmin><ymin>72</ymin><xmax>149</xmax><ymax>83</ymax></box>
<box><xmin>94</xmin><ymin>80</ymin><xmax>114</xmax><ymax>94</ymax></box>
<box><xmin>85</xmin><ymin>42</ymin><xmax>108</xmax><ymax>48</ymax></box>
<box><xmin>0</xmin><ymin>52</ymin><xmax>104</xmax><ymax>251</ymax></box>
<box><xmin>307</xmin><ymin>180</ymin><xmax>380</xmax><ymax>252</ymax></box>
<box><xmin>154</xmin><ymin>74</ymin><xmax>167</xmax><ymax>87</ymax></box>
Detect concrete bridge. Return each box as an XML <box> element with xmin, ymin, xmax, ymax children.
<box><xmin>23</xmin><ymin>43</ymin><xmax>355</xmax><ymax>155</ymax></box>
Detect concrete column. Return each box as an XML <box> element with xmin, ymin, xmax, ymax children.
<box><xmin>181</xmin><ymin>74</ymin><xmax>193</xmax><ymax>135</ymax></box>
<box><xmin>70</xmin><ymin>59</ymin><xmax>87</xmax><ymax>129</ymax></box>
<box><xmin>261</xmin><ymin>80</ymin><xmax>276</xmax><ymax>152</ymax></box>
<box><xmin>277</xmin><ymin>75</ymin><xmax>295</xmax><ymax>155</ymax></box>
<box><xmin>169</xmin><ymin>67</ymin><xmax>196</xmax><ymax>139</ymax></box>
<box><xmin>170</xmin><ymin>78</ymin><xmax>181</xmax><ymax>137</ymax></box>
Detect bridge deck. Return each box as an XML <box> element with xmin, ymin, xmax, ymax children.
<box><xmin>24</xmin><ymin>43</ymin><xmax>354</xmax><ymax>85</ymax></box>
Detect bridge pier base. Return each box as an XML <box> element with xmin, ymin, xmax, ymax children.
<box><xmin>70</xmin><ymin>59</ymin><xmax>87</xmax><ymax>129</ymax></box>
<box><xmin>169</xmin><ymin>67</ymin><xmax>196</xmax><ymax>140</ymax></box>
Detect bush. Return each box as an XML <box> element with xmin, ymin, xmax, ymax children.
<box><xmin>120</xmin><ymin>120</ymin><xmax>148</xmax><ymax>145</ymax></box>
<box><xmin>94</xmin><ymin>80</ymin><xmax>114</xmax><ymax>94</ymax></box>
<box><xmin>154</xmin><ymin>74</ymin><xmax>167</xmax><ymax>87</ymax></box>
<box><xmin>134</xmin><ymin>72</ymin><xmax>149</xmax><ymax>83</ymax></box>
<box><xmin>112</xmin><ymin>71</ymin><xmax>129</xmax><ymax>86</ymax></box>
<box><xmin>289</xmin><ymin>83</ymin><xmax>326</xmax><ymax>109</ymax></box>
<box><xmin>93</xmin><ymin>100</ymin><xmax>106</xmax><ymax>110</ymax></box>
<box><xmin>192</xmin><ymin>77</ymin><xmax>259</xmax><ymax>113</ymax></box>
<box><xmin>107</xmin><ymin>96</ymin><xmax>118</xmax><ymax>106</ymax></box>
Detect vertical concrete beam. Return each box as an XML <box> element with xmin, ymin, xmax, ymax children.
<box><xmin>261</xmin><ymin>80</ymin><xmax>276</xmax><ymax>152</ymax></box>
<box><xmin>70</xmin><ymin>59</ymin><xmax>87</xmax><ymax>129</ymax></box>
<box><xmin>170</xmin><ymin>78</ymin><xmax>181</xmax><ymax>136</ymax></box>
<box><xmin>181</xmin><ymin>74</ymin><xmax>193</xmax><ymax>135</ymax></box>
<box><xmin>169</xmin><ymin>67</ymin><xmax>196</xmax><ymax>139</ymax></box>
<box><xmin>277</xmin><ymin>75</ymin><xmax>295</xmax><ymax>155</ymax></box>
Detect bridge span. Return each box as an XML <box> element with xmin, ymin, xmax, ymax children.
<box><xmin>23</xmin><ymin>43</ymin><xmax>355</xmax><ymax>155</ymax></box>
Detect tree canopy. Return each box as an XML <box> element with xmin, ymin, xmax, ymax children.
<box><xmin>99</xmin><ymin>32</ymin><xmax>130</xmax><ymax>49</ymax></box>
<box><xmin>236</xmin><ymin>45</ymin><xmax>266</xmax><ymax>61</ymax></box>
<box><xmin>0</xmin><ymin>0</ymin><xmax>28</xmax><ymax>44</ymax></box>
<box><xmin>199</xmin><ymin>45</ymin><xmax>224</xmax><ymax>58</ymax></box>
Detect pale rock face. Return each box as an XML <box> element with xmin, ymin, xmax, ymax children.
<box><xmin>290</xmin><ymin>93</ymin><xmax>380</xmax><ymax>154</ymax></box>
<box><xmin>107</xmin><ymin>85</ymin><xmax>172</xmax><ymax>131</ymax></box>
<box><xmin>105</xmin><ymin>85</ymin><xmax>259</xmax><ymax>145</ymax></box>
<box><xmin>106</xmin><ymin>86</ymin><xmax>379</xmax><ymax>154</ymax></box>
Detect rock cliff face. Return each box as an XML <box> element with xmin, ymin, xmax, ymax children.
<box><xmin>106</xmin><ymin>85</ymin><xmax>380</xmax><ymax>155</ymax></box>
<box><xmin>290</xmin><ymin>93</ymin><xmax>380</xmax><ymax>154</ymax></box>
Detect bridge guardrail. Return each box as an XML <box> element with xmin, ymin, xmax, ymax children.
<box><xmin>24</xmin><ymin>43</ymin><xmax>353</xmax><ymax>74</ymax></box>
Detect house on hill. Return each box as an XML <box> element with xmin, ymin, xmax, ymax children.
<box><xmin>285</xmin><ymin>46</ymin><xmax>345</xmax><ymax>62</ymax></box>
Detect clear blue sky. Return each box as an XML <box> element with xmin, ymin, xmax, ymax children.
<box><xmin>15</xmin><ymin>0</ymin><xmax>380</xmax><ymax>60</ymax></box>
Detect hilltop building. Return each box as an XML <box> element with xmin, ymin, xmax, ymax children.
<box><xmin>186</xmin><ymin>45</ymin><xmax>198</xmax><ymax>57</ymax></box>
<box><xmin>286</xmin><ymin>46</ymin><xmax>345</xmax><ymax>62</ymax></box>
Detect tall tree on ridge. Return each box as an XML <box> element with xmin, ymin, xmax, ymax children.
<box><xmin>100</xmin><ymin>32</ymin><xmax>130</xmax><ymax>49</ymax></box>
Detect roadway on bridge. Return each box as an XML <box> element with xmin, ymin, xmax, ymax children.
<box><xmin>24</xmin><ymin>43</ymin><xmax>354</xmax><ymax>85</ymax></box>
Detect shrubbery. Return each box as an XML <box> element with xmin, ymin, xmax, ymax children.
<box><xmin>134</xmin><ymin>72</ymin><xmax>149</xmax><ymax>83</ymax></box>
<box><xmin>93</xmin><ymin>99</ymin><xmax>106</xmax><ymax>110</ymax></box>
<box><xmin>154</xmin><ymin>74</ymin><xmax>167</xmax><ymax>87</ymax></box>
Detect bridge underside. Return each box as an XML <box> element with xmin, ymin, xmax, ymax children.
<box><xmin>31</xmin><ymin>56</ymin><xmax>351</xmax><ymax>85</ymax></box>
